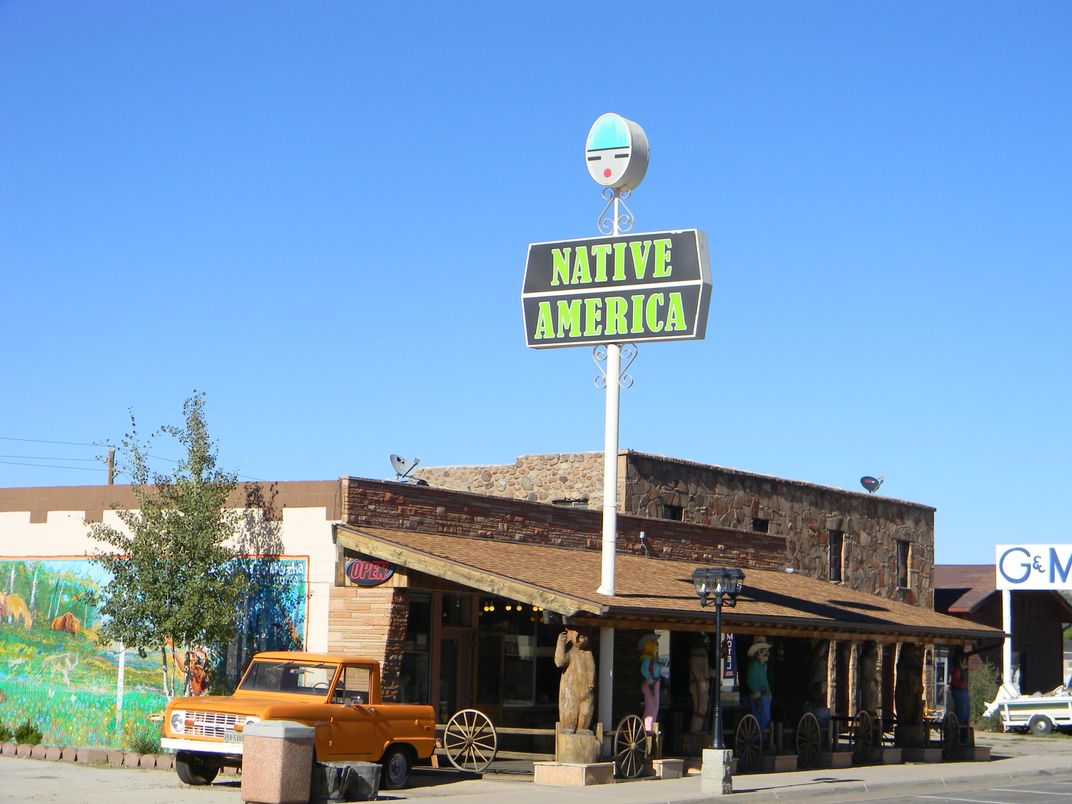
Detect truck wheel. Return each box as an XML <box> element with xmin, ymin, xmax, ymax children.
<box><xmin>175</xmin><ymin>751</ymin><xmax>220</xmax><ymax>785</ymax></box>
<box><xmin>380</xmin><ymin>746</ymin><xmax>411</xmax><ymax>789</ymax></box>
<box><xmin>1029</xmin><ymin>715</ymin><xmax>1055</xmax><ymax>736</ymax></box>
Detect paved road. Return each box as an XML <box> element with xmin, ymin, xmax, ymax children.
<box><xmin>864</xmin><ymin>773</ymin><xmax>1072</xmax><ymax>803</ymax></box>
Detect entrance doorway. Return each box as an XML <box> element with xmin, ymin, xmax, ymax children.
<box><xmin>438</xmin><ymin>629</ymin><xmax>473</xmax><ymax>723</ymax></box>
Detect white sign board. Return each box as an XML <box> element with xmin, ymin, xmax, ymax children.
<box><xmin>996</xmin><ymin>544</ymin><xmax>1072</xmax><ymax>590</ymax></box>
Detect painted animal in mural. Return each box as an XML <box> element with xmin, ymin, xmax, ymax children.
<box><xmin>165</xmin><ymin>638</ymin><xmax>211</xmax><ymax>696</ymax></box>
<box><xmin>42</xmin><ymin>652</ymin><xmax>79</xmax><ymax>685</ymax></box>
<box><xmin>50</xmin><ymin>611</ymin><xmax>80</xmax><ymax>635</ymax></box>
<box><xmin>0</xmin><ymin>592</ymin><xmax>32</xmax><ymax>629</ymax></box>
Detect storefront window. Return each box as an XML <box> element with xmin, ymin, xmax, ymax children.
<box><xmin>399</xmin><ymin>592</ymin><xmax>431</xmax><ymax>704</ymax></box>
<box><xmin>476</xmin><ymin>635</ymin><xmax>502</xmax><ymax>705</ymax></box>
<box><xmin>441</xmin><ymin>592</ymin><xmax>472</xmax><ymax>627</ymax></box>
<box><xmin>478</xmin><ymin>596</ymin><xmax>556</xmax><ymax>707</ymax></box>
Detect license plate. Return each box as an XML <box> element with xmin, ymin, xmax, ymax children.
<box><xmin>224</xmin><ymin>730</ymin><xmax>243</xmax><ymax>744</ymax></box>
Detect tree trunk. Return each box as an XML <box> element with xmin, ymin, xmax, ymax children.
<box><xmin>49</xmin><ymin>580</ymin><xmax>62</xmax><ymax>619</ymax></box>
<box><xmin>29</xmin><ymin>564</ymin><xmax>39</xmax><ymax>610</ymax></box>
<box><xmin>161</xmin><ymin>646</ymin><xmax>172</xmax><ymax>699</ymax></box>
<box><xmin>7</xmin><ymin>565</ymin><xmax>14</xmax><ymax>594</ymax></box>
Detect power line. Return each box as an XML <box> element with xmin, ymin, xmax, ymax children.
<box><xmin>0</xmin><ymin>436</ymin><xmax>102</xmax><ymax>447</ymax></box>
<box><xmin>0</xmin><ymin>454</ymin><xmax>100</xmax><ymax>462</ymax></box>
<box><xmin>0</xmin><ymin>460</ymin><xmax>105</xmax><ymax>472</ymax></box>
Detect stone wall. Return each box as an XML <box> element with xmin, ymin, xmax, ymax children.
<box><xmin>327</xmin><ymin>582</ymin><xmax>409</xmax><ymax>701</ymax></box>
<box><xmin>625</xmin><ymin>453</ymin><xmax>934</xmax><ymax>606</ymax></box>
<box><xmin>342</xmin><ymin>477</ymin><xmax>787</xmax><ymax>570</ymax></box>
<box><xmin>415</xmin><ymin>451</ymin><xmax>935</xmax><ymax>607</ymax></box>
<box><xmin>416</xmin><ymin>452</ymin><xmax>616</xmax><ymax>508</ymax></box>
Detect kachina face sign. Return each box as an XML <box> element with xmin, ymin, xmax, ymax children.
<box><xmin>521</xmin><ymin>229</ymin><xmax>711</xmax><ymax>348</ymax></box>
<box><xmin>995</xmin><ymin>544</ymin><xmax>1072</xmax><ymax>590</ymax></box>
<box><xmin>585</xmin><ymin>112</ymin><xmax>649</xmax><ymax>191</ymax></box>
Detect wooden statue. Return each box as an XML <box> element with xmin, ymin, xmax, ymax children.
<box><xmin>555</xmin><ymin>628</ymin><xmax>595</xmax><ymax>733</ymax></box>
<box><xmin>639</xmin><ymin>633</ymin><xmax>663</xmax><ymax>731</ymax></box>
<box><xmin>859</xmin><ymin>641</ymin><xmax>880</xmax><ymax>713</ymax></box>
<box><xmin>688</xmin><ymin>635</ymin><xmax>716</xmax><ymax>732</ymax></box>
<box><xmin>895</xmin><ymin>643</ymin><xmax>925</xmax><ymax>747</ymax></box>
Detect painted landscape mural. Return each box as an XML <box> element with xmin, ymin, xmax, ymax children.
<box><xmin>0</xmin><ymin>556</ymin><xmax>307</xmax><ymax>750</ymax></box>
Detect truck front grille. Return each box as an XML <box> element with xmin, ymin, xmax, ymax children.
<box><xmin>188</xmin><ymin>712</ymin><xmax>240</xmax><ymax>738</ymax></box>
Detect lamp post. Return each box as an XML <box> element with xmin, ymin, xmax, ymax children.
<box><xmin>692</xmin><ymin>567</ymin><xmax>745</xmax><ymax>750</ymax></box>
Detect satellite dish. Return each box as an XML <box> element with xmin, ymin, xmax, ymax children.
<box><xmin>389</xmin><ymin>454</ymin><xmax>420</xmax><ymax>481</ymax></box>
<box><xmin>860</xmin><ymin>475</ymin><xmax>884</xmax><ymax>494</ymax></box>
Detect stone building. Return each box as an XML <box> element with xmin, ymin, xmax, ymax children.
<box><xmin>1</xmin><ymin>471</ymin><xmax>991</xmax><ymax>759</ymax></box>
<box><xmin>416</xmin><ymin>451</ymin><xmax>935</xmax><ymax>607</ymax></box>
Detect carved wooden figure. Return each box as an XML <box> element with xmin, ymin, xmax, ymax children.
<box><xmin>688</xmin><ymin>636</ymin><xmax>715</xmax><ymax>732</ymax></box>
<box><xmin>555</xmin><ymin>628</ymin><xmax>595</xmax><ymax>733</ymax></box>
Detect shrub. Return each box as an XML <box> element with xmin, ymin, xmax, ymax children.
<box><xmin>13</xmin><ymin>720</ymin><xmax>43</xmax><ymax>745</ymax></box>
<box><xmin>122</xmin><ymin>715</ymin><xmax>160</xmax><ymax>754</ymax></box>
<box><xmin>969</xmin><ymin>660</ymin><xmax>1002</xmax><ymax>732</ymax></box>
<box><xmin>0</xmin><ymin>721</ymin><xmax>12</xmax><ymax>742</ymax></box>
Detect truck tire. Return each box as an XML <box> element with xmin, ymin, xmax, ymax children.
<box><xmin>380</xmin><ymin>746</ymin><xmax>411</xmax><ymax>789</ymax></box>
<box><xmin>1029</xmin><ymin>715</ymin><xmax>1055</xmax><ymax>736</ymax></box>
<box><xmin>175</xmin><ymin>751</ymin><xmax>220</xmax><ymax>785</ymax></box>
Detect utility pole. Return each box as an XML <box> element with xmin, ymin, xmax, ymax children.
<box><xmin>107</xmin><ymin>447</ymin><xmax>115</xmax><ymax>485</ymax></box>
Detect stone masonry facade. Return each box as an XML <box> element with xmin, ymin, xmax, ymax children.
<box><xmin>416</xmin><ymin>451</ymin><xmax>935</xmax><ymax>607</ymax></box>
<box><xmin>341</xmin><ymin>477</ymin><xmax>788</xmax><ymax>571</ymax></box>
<box><xmin>328</xmin><ymin>583</ymin><xmax>408</xmax><ymax>701</ymax></box>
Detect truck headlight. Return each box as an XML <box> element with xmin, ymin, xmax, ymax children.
<box><xmin>169</xmin><ymin>711</ymin><xmax>186</xmax><ymax>735</ymax></box>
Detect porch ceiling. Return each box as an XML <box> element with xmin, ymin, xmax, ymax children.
<box><xmin>336</xmin><ymin>524</ymin><xmax>1004</xmax><ymax>644</ymax></box>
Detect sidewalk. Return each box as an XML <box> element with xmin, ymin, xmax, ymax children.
<box><xmin>395</xmin><ymin>732</ymin><xmax>1072</xmax><ymax>802</ymax></box>
<box><xmin>2</xmin><ymin>732</ymin><xmax>1070</xmax><ymax>802</ymax></box>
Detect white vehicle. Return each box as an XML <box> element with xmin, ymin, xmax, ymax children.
<box><xmin>985</xmin><ymin>683</ymin><xmax>1072</xmax><ymax>735</ymax></box>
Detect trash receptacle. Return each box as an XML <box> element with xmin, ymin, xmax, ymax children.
<box><xmin>241</xmin><ymin>720</ymin><xmax>316</xmax><ymax>804</ymax></box>
<box><xmin>311</xmin><ymin>761</ymin><xmax>381</xmax><ymax>802</ymax></box>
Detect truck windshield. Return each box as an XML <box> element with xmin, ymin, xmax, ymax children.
<box><xmin>239</xmin><ymin>661</ymin><xmax>338</xmax><ymax>695</ymax></box>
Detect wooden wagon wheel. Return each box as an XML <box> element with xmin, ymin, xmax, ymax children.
<box><xmin>940</xmin><ymin>711</ymin><xmax>961</xmax><ymax>761</ymax></box>
<box><xmin>734</xmin><ymin>714</ymin><xmax>763</xmax><ymax>773</ymax></box>
<box><xmin>869</xmin><ymin>712</ymin><xmax>883</xmax><ymax>751</ymax></box>
<box><xmin>442</xmin><ymin>709</ymin><xmax>498</xmax><ymax>772</ymax></box>
<box><xmin>795</xmin><ymin>712</ymin><xmax>822</xmax><ymax>769</ymax></box>
<box><xmin>612</xmin><ymin>714</ymin><xmax>649</xmax><ymax>779</ymax></box>
<box><xmin>851</xmin><ymin>710</ymin><xmax>873</xmax><ymax>764</ymax></box>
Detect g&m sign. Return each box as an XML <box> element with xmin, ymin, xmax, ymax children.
<box><xmin>996</xmin><ymin>544</ymin><xmax>1072</xmax><ymax>590</ymax></box>
<box><xmin>521</xmin><ymin>229</ymin><xmax>711</xmax><ymax>348</ymax></box>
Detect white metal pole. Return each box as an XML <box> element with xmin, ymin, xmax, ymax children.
<box><xmin>598</xmin><ymin>193</ymin><xmax>622</xmax><ymax>751</ymax></box>
<box><xmin>1002</xmin><ymin>589</ymin><xmax>1014</xmax><ymax>688</ymax></box>
<box><xmin>598</xmin><ymin>625</ymin><xmax>615</xmax><ymax>751</ymax></box>
<box><xmin>598</xmin><ymin>193</ymin><xmax>622</xmax><ymax>597</ymax></box>
<box><xmin>598</xmin><ymin>343</ymin><xmax>620</xmax><ymax>596</ymax></box>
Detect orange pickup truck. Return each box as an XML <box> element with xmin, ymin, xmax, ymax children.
<box><xmin>160</xmin><ymin>652</ymin><xmax>437</xmax><ymax>789</ymax></box>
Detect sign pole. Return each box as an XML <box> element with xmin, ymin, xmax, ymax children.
<box><xmin>1002</xmin><ymin>589</ymin><xmax>1013</xmax><ymax>688</ymax></box>
<box><xmin>597</xmin><ymin>194</ymin><xmax>623</xmax><ymax>753</ymax></box>
<box><xmin>597</xmin><ymin>193</ymin><xmax>623</xmax><ymax>597</ymax></box>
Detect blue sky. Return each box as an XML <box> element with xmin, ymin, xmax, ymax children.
<box><xmin>2</xmin><ymin>2</ymin><xmax>1068</xmax><ymax>565</ymax></box>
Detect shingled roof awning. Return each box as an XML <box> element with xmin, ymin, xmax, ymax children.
<box><xmin>336</xmin><ymin>524</ymin><xmax>1004</xmax><ymax>644</ymax></box>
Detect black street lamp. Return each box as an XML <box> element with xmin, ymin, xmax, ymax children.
<box><xmin>692</xmin><ymin>567</ymin><xmax>745</xmax><ymax>750</ymax></box>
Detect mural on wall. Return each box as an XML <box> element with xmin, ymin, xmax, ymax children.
<box><xmin>0</xmin><ymin>556</ymin><xmax>308</xmax><ymax>749</ymax></box>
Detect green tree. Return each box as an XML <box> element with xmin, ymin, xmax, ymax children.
<box><xmin>91</xmin><ymin>392</ymin><xmax>248</xmax><ymax>698</ymax></box>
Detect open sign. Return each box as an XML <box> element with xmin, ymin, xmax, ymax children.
<box><xmin>345</xmin><ymin>556</ymin><xmax>394</xmax><ymax>587</ymax></box>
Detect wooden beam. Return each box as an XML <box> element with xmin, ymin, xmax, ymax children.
<box><xmin>335</xmin><ymin>526</ymin><xmax>596</xmax><ymax>617</ymax></box>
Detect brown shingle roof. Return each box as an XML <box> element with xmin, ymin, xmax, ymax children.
<box><xmin>934</xmin><ymin>564</ymin><xmax>998</xmax><ymax>613</ymax></box>
<box><xmin>338</xmin><ymin>525</ymin><xmax>1003</xmax><ymax>642</ymax></box>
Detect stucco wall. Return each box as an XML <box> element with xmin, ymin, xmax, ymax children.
<box><xmin>0</xmin><ymin>482</ymin><xmax>340</xmax><ymax>652</ymax></box>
